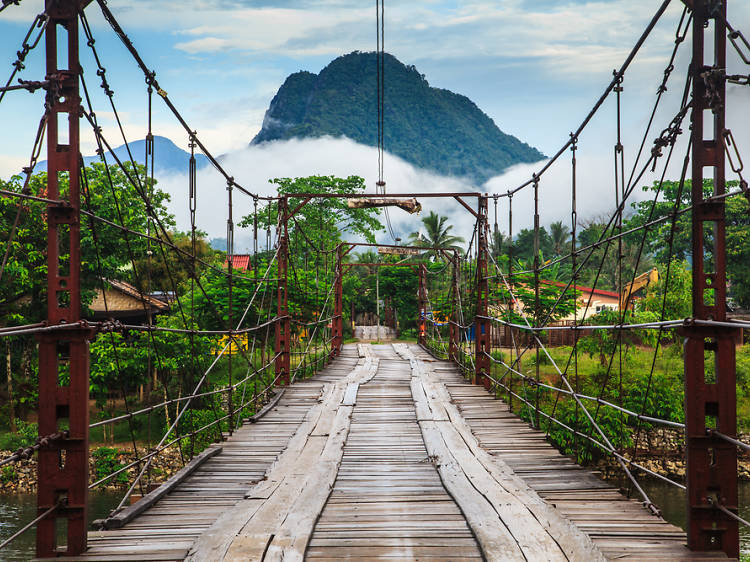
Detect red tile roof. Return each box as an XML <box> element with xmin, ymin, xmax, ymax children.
<box><xmin>224</xmin><ymin>254</ymin><xmax>252</xmax><ymax>271</ymax></box>
<box><xmin>543</xmin><ymin>280</ymin><xmax>620</xmax><ymax>299</ymax></box>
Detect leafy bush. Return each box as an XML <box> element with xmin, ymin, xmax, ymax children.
<box><xmin>1</xmin><ymin>465</ymin><xmax>18</xmax><ymax>484</ymax></box>
<box><xmin>92</xmin><ymin>447</ymin><xmax>128</xmax><ymax>484</ymax></box>
<box><xmin>178</xmin><ymin>408</ymin><xmax>225</xmax><ymax>459</ymax></box>
<box><xmin>0</xmin><ymin>420</ymin><xmax>38</xmax><ymax>451</ymax></box>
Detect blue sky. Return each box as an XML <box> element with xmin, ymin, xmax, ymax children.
<box><xmin>1</xmin><ymin>0</ymin><xmax>748</xmax><ymax>243</ymax></box>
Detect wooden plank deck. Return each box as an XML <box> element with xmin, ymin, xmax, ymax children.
<box><xmin>306</xmin><ymin>344</ymin><xmax>484</xmax><ymax>561</ymax></box>
<box><xmin>57</xmin><ymin>348</ymin><xmax>361</xmax><ymax>561</ymax></box>
<box><xmin>54</xmin><ymin>343</ymin><xmax>733</xmax><ymax>561</ymax></box>
<box><xmin>407</xmin><ymin>343</ymin><xmax>732</xmax><ymax>562</ymax></box>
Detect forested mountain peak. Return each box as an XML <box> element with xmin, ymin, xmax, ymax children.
<box><xmin>251</xmin><ymin>51</ymin><xmax>545</xmax><ymax>184</ymax></box>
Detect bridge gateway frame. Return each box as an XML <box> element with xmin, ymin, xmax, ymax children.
<box><xmin>274</xmin><ymin>194</ymin><xmax>491</xmax><ymax>389</ymax></box>
<box><xmin>329</xmin><ymin>241</ymin><xmax>452</xmax><ymax>351</ymax></box>
<box><xmin>8</xmin><ymin>0</ymin><xmax>742</xmax><ymax>558</ymax></box>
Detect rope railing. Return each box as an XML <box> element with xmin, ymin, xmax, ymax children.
<box><xmin>494</xmin><ymin>0</ymin><xmax>672</xmax><ymax>200</ymax></box>
<box><xmin>89</xmin><ymin>352</ymin><xmax>281</xmax><ymax>430</ymax></box>
<box><xmin>90</xmin><ymin>371</ymin><xmax>283</xmax><ymax>492</ymax></box>
<box><xmin>0</xmin><ymin>431</ymin><xmax>69</xmax><ymax>468</ymax></box>
<box><xmin>492</xmin><ymin>376</ymin><xmax>685</xmax><ymax>496</ymax></box>
<box><xmin>479</xmin><ymin>315</ymin><xmax>685</xmax><ymax>332</ymax></box>
<box><xmin>482</xmin><ymin>351</ymin><xmax>685</xmax><ymax>429</ymax></box>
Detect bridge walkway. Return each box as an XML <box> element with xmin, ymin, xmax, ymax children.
<box><xmin>56</xmin><ymin>343</ymin><xmax>730</xmax><ymax>561</ymax></box>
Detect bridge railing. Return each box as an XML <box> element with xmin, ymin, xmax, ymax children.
<box><xmin>419</xmin><ymin>1</ymin><xmax>750</xmax><ymax>558</ymax></box>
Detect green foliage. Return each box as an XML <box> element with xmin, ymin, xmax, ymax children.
<box><xmin>408</xmin><ymin>211</ymin><xmax>465</xmax><ymax>259</ymax></box>
<box><xmin>240</xmin><ymin>175</ymin><xmax>384</xmax><ymax>257</ymax></box>
<box><xmin>178</xmin><ymin>408</ymin><xmax>224</xmax><ymax>459</ymax></box>
<box><xmin>92</xmin><ymin>447</ymin><xmax>129</xmax><ymax>484</ymax></box>
<box><xmin>626</xmin><ymin>179</ymin><xmax>750</xmax><ymax>307</ymax></box>
<box><xmin>639</xmin><ymin>259</ymin><xmax>692</xmax><ymax>320</ymax></box>
<box><xmin>502</xmin><ymin>345</ymin><xmax>687</xmax><ymax>463</ymax></box>
<box><xmin>0</xmin><ymin>420</ymin><xmax>37</xmax><ymax>451</ymax></box>
<box><xmin>132</xmin><ymin>230</ymin><xmax>219</xmax><ymax>293</ymax></box>
<box><xmin>549</xmin><ymin>221</ymin><xmax>571</xmax><ymax>257</ymax></box>
<box><xmin>1</xmin><ymin>165</ymin><xmax>174</xmax><ymax>421</ymax></box>
<box><xmin>251</xmin><ymin>52</ymin><xmax>544</xmax><ymax>184</ymax></box>
<box><xmin>511</xmin><ymin>227</ymin><xmax>553</xmax><ymax>264</ymax></box>
<box><xmin>1</xmin><ymin>465</ymin><xmax>18</xmax><ymax>483</ymax></box>
<box><xmin>492</xmin><ymin>259</ymin><xmax>579</xmax><ymax>326</ymax></box>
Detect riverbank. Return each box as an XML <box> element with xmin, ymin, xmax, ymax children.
<box><xmin>589</xmin><ymin>428</ymin><xmax>750</xmax><ymax>481</ymax></box>
<box><xmin>3</xmin><ymin>429</ymin><xmax>749</xmax><ymax>495</ymax></box>
<box><xmin>0</xmin><ymin>447</ymin><xmax>184</xmax><ymax>494</ymax></box>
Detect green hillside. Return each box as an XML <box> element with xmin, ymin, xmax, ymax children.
<box><xmin>251</xmin><ymin>52</ymin><xmax>544</xmax><ymax>184</ymax></box>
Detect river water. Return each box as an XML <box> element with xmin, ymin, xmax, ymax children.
<box><xmin>1</xmin><ymin>482</ymin><xmax>749</xmax><ymax>559</ymax></box>
<box><xmin>634</xmin><ymin>478</ymin><xmax>750</xmax><ymax>555</ymax></box>
<box><xmin>0</xmin><ymin>491</ymin><xmax>121</xmax><ymax>561</ymax></box>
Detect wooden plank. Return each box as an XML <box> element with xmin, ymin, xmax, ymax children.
<box><xmin>403</xmin><ymin>343</ymin><xmax>729</xmax><ymax>562</ymax></box>
<box><xmin>341</xmin><ymin>382</ymin><xmax>359</xmax><ymax>406</ymax></box>
<box><xmin>189</xmin><ymin>353</ymin><xmax>378</xmax><ymax>561</ymax></box>
<box><xmin>307</xmin><ymin>343</ymin><xmax>483</xmax><ymax>560</ymax></box>
<box><xmin>97</xmin><ymin>445</ymin><xmax>223</xmax><ymax>530</ymax></box>
<box><xmin>248</xmin><ymin>388</ymin><xmax>286</xmax><ymax>423</ymax></box>
<box><xmin>398</xmin><ymin>343</ymin><xmax>604</xmax><ymax>562</ymax></box>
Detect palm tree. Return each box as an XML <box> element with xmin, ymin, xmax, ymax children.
<box><xmin>549</xmin><ymin>221</ymin><xmax>571</xmax><ymax>257</ymax></box>
<box><xmin>408</xmin><ymin>211</ymin><xmax>465</xmax><ymax>261</ymax></box>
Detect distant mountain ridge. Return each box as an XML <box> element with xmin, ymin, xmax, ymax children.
<box><xmin>252</xmin><ymin>52</ymin><xmax>544</xmax><ymax>184</ymax></box>
<box><xmin>37</xmin><ymin>136</ymin><xmax>209</xmax><ymax>175</ymax></box>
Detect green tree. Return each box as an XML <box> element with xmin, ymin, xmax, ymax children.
<box><xmin>625</xmin><ymin>179</ymin><xmax>750</xmax><ymax>307</ymax></box>
<box><xmin>132</xmin><ymin>230</ymin><xmax>219</xmax><ymax>294</ymax></box>
<box><xmin>549</xmin><ymin>221</ymin><xmax>570</xmax><ymax>257</ymax></box>
<box><xmin>511</xmin><ymin>227</ymin><xmax>553</xmax><ymax>264</ymax></box>
<box><xmin>238</xmin><ymin>175</ymin><xmax>384</xmax><ymax>341</ymax></box>
<box><xmin>240</xmin><ymin>175</ymin><xmax>384</xmax><ymax>261</ymax></box>
<box><xmin>490</xmin><ymin>229</ymin><xmax>511</xmax><ymax>261</ymax></box>
<box><xmin>639</xmin><ymin>259</ymin><xmax>692</xmax><ymax>320</ymax></box>
<box><xmin>408</xmin><ymin>211</ymin><xmax>465</xmax><ymax>260</ymax></box>
<box><xmin>0</xmin><ymin>164</ymin><xmax>172</xmax><ymax>424</ymax></box>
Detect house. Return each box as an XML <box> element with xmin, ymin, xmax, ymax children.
<box><xmin>488</xmin><ymin>281</ymin><xmax>623</xmax><ymax>348</ymax></box>
<box><xmin>224</xmin><ymin>254</ymin><xmax>252</xmax><ymax>271</ymax></box>
<box><xmin>88</xmin><ymin>279</ymin><xmax>169</xmax><ymax>324</ymax></box>
<box><xmin>544</xmin><ymin>281</ymin><xmax>621</xmax><ymax>321</ymax></box>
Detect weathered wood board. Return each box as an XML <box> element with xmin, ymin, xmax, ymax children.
<box><xmin>55</xmin><ymin>343</ymin><xmax>733</xmax><ymax>561</ymax></box>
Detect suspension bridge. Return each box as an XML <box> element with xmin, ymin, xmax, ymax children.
<box><xmin>0</xmin><ymin>0</ymin><xmax>749</xmax><ymax>560</ymax></box>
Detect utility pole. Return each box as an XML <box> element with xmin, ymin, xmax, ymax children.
<box><xmin>684</xmin><ymin>1</ymin><xmax>739</xmax><ymax>557</ymax></box>
<box><xmin>37</xmin><ymin>1</ymin><xmax>93</xmax><ymax>556</ymax></box>
<box><xmin>475</xmin><ymin>195</ymin><xmax>491</xmax><ymax>390</ymax></box>
<box><xmin>376</xmin><ymin>263</ymin><xmax>380</xmax><ymax>341</ymax></box>
<box><xmin>331</xmin><ymin>244</ymin><xmax>343</xmax><ymax>357</ymax></box>
<box><xmin>417</xmin><ymin>263</ymin><xmax>427</xmax><ymax>347</ymax></box>
<box><xmin>449</xmin><ymin>250</ymin><xmax>459</xmax><ymax>362</ymax></box>
<box><xmin>275</xmin><ymin>197</ymin><xmax>290</xmax><ymax>385</ymax></box>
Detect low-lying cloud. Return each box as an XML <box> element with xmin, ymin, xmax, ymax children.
<box><xmin>156</xmin><ymin>133</ymin><xmax>685</xmax><ymax>253</ymax></box>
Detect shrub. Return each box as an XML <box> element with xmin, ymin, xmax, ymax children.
<box><xmin>92</xmin><ymin>447</ymin><xmax>128</xmax><ymax>484</ymax></box>
<box><xmin>0</xmin><ymin>420</ymin><xmax>38</xmax><ymax>451</ymax></box>
<box><xmin>1</xmin><ymin>465</ymin><xmax>18</xmax><ymax>484</ymax></box>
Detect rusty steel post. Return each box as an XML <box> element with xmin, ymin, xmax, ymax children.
<box><xmin>684</xmin><ymin>1</ymin><xmax>739</xmax><ymax>557</ymax></box>
<box><xmin>275</xmin><ymin>197</ymin><xmax>291</xmax><ymax>385</ymax></box>
<box><xmin>37</xmin><ymin>1</ymin><xmax>92</xmax><ymax>556</ymax></box>
<box><xmin>331</xmin><ymin>244</ymin><xmax>344</xmax><ymax>358</ymax></box>
<box><xmin>475</xmin><ymin>195</ymin><xmax>491</xmax><ymax>390</ymax></box>
<box><xmin>449</xmin><ymin>250</ymin><xmax>459</xmax><ymax>362</ymax></box>
<box><xmin>417</xmin><ymin>263</ymin><xmax>427</xmax><ymax>346</ymax></box>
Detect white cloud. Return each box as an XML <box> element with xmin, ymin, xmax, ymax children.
<box><xmin>174</xmin><ymin>37</ymin><xmax>233</xmax><ymax>54</ymax></box>
<box><xmin>154</xmin><ymin>128</ymin><xmax>691</xmax><ymax>253</ymax></box>
<box><xmin>156</xmin><ymin>136</ymin><xmax>481</xmax><ymax>247</ymax></box>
